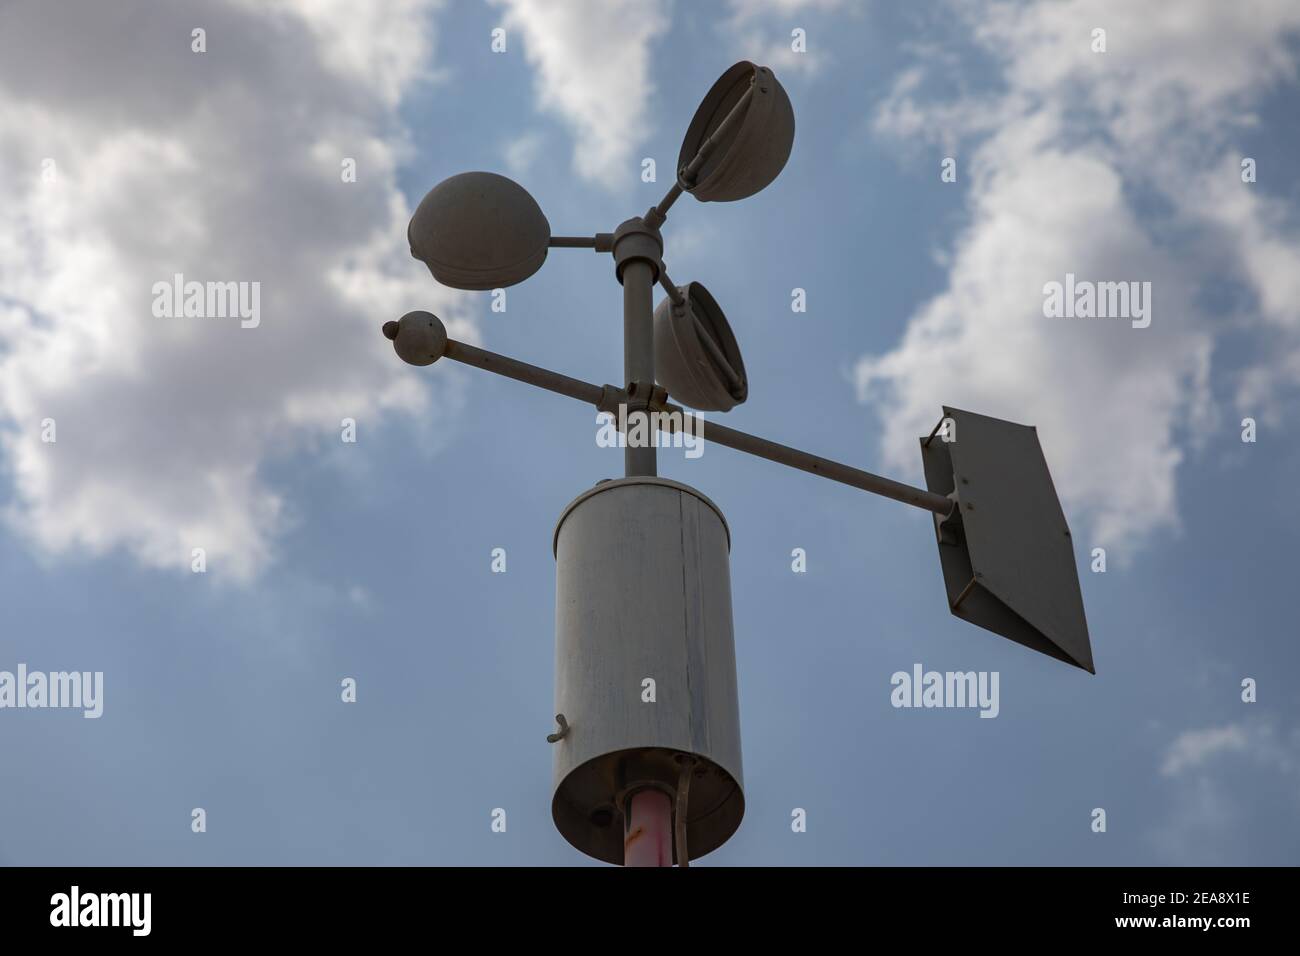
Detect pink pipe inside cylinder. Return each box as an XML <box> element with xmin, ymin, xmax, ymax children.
<box><xmin>624</xmin><ymin>790</ymin><xmax>673</xmax><ymax>867</ymax></box>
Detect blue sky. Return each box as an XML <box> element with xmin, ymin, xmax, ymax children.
<box><xmin>1</xmin><ymin>0</ymin><xmax>1298</xmax><ymax>865</ymax></box>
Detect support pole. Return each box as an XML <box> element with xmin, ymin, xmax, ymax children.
<box><xmin>624</xmin><ymin>789</ymin><xmax>673</xmax><ymax>867</ymax></box>
<box><xmin>675</xmin><ymin>762</ymin><xmax>692</xmax><ymax>868</ymax></box>
<box><xmin>622</xmin><ymin>259</ymin><xmax>657</xmax><ymax>477</ymax></box>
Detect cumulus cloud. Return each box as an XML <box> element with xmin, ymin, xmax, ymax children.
<box><xmin>723</xmin><ymin>0</ymin><xmax>848</xmax><ymax>76</ymax></box>
<box><xmin>858</xmin><ymin>0</ymin><xmax>1300</xmax><ymax>554</ymax></box>
<box><xmin>0</xmin><ymin>0</ymin><xmax>474</xmax><ymax>581</ymax></box>
<box><xmin>502</xmin><ymin>129</ymin><xmax>546</xmax><ymax>177</ymax></box>
<box><xmin>1151</xmin><ymin>719</ymin><xmax>1300</xmax><ymax>862</ymax></box>
<box><xmin>488</xmin><ymin>0</ymin><xmax>670</xmax><ymax>189</ymax></box>
<box><xmin>1161</xmin><ymin>720</ymin><xmax>1298</xmax><ymax>778</ymax></box>
<box><xmin>1164</xmin><ymin>724</ymin><xmax>1248</xmax><ymax>776</ymax></box>
<box><xmin>233</xmin><ymin>0</ymin><xmax>445</xmax><ymax>109</ymax></box>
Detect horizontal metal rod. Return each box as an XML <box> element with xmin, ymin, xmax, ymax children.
<box><xmin>439</xmin><ymin>337</ymin><xmax>954</xmax><ymax>517</ymax></box>
<box><xmin>660</xmin><ymin>409</ymin><xmax>954</xmax><ymax>516</ymax></box>
<box><xmin>548</xmin><ymin>234</ymin><xmax>615</xmax><ymax>251</ymax></box>
<box><xmin>443</xmin><ymin>339</ymin><xmax>606</xmax><ymax>406</ymax></box>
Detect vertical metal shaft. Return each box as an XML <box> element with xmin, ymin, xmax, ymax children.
<box><xmin>675</xmin><ymin>764</ymin><xmax>691</xmax><ymax>868</ymax></box>
<box><xmin>624</xmin><ymin>789</ymin><xmax>673</xmax><ymax>866</ymax></box>
<box><xmin>622</xmin><ymin>259</ymin><xmax>657</xmax><ymax>476</ymax></box>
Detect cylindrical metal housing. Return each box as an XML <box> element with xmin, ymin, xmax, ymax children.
<box><xmin>552</xmin><ymin>477</ymin><xmax>744</xmax><ymax>864</ymax></box>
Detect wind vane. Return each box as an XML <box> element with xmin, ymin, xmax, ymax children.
<box><xmin>382</xmin><ymin>61</ymin><xmax>1093</xmax><ymax>867</ymax></box>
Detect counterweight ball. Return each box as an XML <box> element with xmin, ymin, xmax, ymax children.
<box><xmin>383</xmin><ymin>311</ymin><xmax>447</xmax><ymax>366</ymax></box>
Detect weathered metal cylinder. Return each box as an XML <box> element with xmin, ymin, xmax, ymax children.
<box><xmin>551</xmin><ymin>477</ymin><xmax>744</xmax><ymax>864</ymax></box>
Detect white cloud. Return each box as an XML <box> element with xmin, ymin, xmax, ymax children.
<box><xmin>1190</xmin><ymin>159</ymin><xmax>1300</xmax><ymax>422</ymax></box>
<box><xmin>1161</xmin><ymin>720</ymin><xmax>1298</xmax><ymax>778</ymax></box>
<box><xmin>728</xmin><ymin>0</ymin><xmax>844</xmax><ymax>16</ymax></box>
<box><xmin>0</xmin><ymin>0</ymin><xmax>474</xmax><ymax>581</ymax></box>
<box><xmin>1161</xmin><ymin>724</ymin><xmax>1250</xmax><ymax>776</ymax></box>
<box><xmin>233</xmin><ymin>0</ymin><xmax>445</xmax><ymax>109</ymax></box>
<box><xmin>859</xmin><ymin>0</ymin><xmax>1300</xmax><ymax>553</ymax></box>
<box><xmin>489</xmin><ymin>0</ymin><xmax>670</xmax><ymax>189</ymax></box>
<box><xmin>502</xmin><ymin>129</ymin><xmax>546</xmax><ymax>177</ymax></box>
<box><xmin>1151</xmin><ymin>719</ymin><xmax>1300</xmax><ymax>862</ymax></box>
<box><xmin>723</xmin><ymin>0</ymin><xmax>848</xmax><ymax>76</ymax></box>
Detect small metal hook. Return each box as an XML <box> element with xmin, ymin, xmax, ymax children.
<box><xmin>546</xmin><ymin>714</ymin><xmax>570</xmax><ymax>743</ymax></box>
